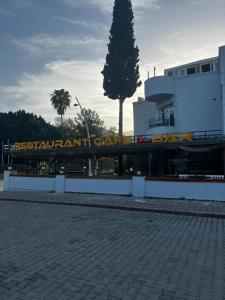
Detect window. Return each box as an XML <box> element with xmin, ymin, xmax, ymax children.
<box><xmin>187</xmin><ymin>66</ymin><xmax>196</xmax><ymax>75</ymax></box>
<box><xmin>168</xmin><ymin>71</ymin><xmax>173</xmax><ymax>76</ymax></box>
<box><xmin>214</xmin><ymin>61</ymin><xmax>219</xmax><ymax>71</ymax></box>
<box><xmin>201</xmin><ymin>63</ymin><xmax>211</xmax><ymax>73</ymax></box>
<box><xmin>160</xmin><ymin>104</ymin><xmax>175</xmax><ymax>126</ymax></box>
<box><xmin>180</xmin><ymin>69</ymin><xmax>186</xmax><ymax>76</ymax></box>
<box><xmin>174</xmin><ymin>70</ymin><xmax>179</xmax><ymax>77</ymax></box>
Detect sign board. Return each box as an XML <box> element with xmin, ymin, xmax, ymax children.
<box><xmin>12</xmin><ymin>132</ymin><xmax>193</xmax><ymax>151</ymax></box>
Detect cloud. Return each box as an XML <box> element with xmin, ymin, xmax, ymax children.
<box><xmin>191</xmin><ymin>0</ymin><xmax>224</xmax><ymax>5</ymax></box>
<box><xmin>14</xmin><ymin>0</ymin><xmax>33</xmax><ymax>8</ymax></box>
<box><xmin>62</xmin><ymin>0</ymin><xmax>160</xmax><ymax>14</ymax></box>
<box><xmin>0</xmin><ymin>5</ymin><xmax>14</xmax><ymax>16</ymax></box>
<box><xmin>12</xmin><ymin>34</ymin><xmax>105</xmax><ymax>60</ymax></box>
<box><xmin>0</xmin><ymin>59</ymin><xmax>139</xmax><ymax>130</ymax></box>
<box><xmin>52</xmin><ymin>16</ymin><xmax>107</xmax><ymax>32</ymax></box>
<box><xmin>0</xmin><ymin>0</ymin><xmax>34</xmax><ymax>16</ymax></box>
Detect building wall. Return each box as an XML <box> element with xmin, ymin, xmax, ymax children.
<box><xmin>133</xmin><ymin>100</ymin><xmax>157</xmax><ymax>135</ymax></box>
<box><xmin>134</xmin><ymin>47</ymin><xmax>224</xmax><ymax>136</ymax></box>
<box><xmin>175</xmin><ymin>72</ymin><xmax>222</xmax><ymax>132</ymax></box>
<box><xmin>219</xmin><ymin>45</ymin><xmax>225</xmax><ymax>134</ymax></box>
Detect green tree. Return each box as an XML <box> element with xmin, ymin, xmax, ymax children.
<box><xmin>55</xmin><ymin>117</ymin><xmax>78</xmax><ymax>138</ymax></box>
<box><xmin>50</xmin><ymin>89</ymin><xmax>71</xmax><ymax>124</ymax></box>
<box><xmin>102</xmin><ymin>0</ymin><xmax>141</xmax><ymax>138</ymax></box>
<box><xmin>74</xmin><ymin>108</ymin><xmax>105</xmax><ymax>137</ymax></box>
<box><xmin>0</xmin><ymin>110</ymin><xmax>60</xmax><ymax>143</ymax></box>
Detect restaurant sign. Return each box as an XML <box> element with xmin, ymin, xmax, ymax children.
<box><xmin>12</xmin><ymin>132</ymin><xmax>193</xmax><ymax>151</ymax></box>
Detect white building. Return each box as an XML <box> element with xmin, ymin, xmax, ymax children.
<box><xmin>134</xmin><ymin>45</ymin><xmax>225</xmax><ymax>136</ymax></box>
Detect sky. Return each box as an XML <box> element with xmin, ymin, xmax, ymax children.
<box><xmin>0</xmin><ymin>0</ymin><xmax>225</xmax><ymax>132</ymax></box>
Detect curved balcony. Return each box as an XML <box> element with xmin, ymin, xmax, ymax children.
<box><xmin>145</xmin><ymin>76</ymin><xmax>175</xmax><ymax>102</ymax></box>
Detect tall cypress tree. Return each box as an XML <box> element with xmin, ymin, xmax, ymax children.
<box><xmin>102</xmin><ymin>0</ymin><xmax>141</xmax><ymax>138</ymax></box>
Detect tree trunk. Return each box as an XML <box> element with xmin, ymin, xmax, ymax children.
<box><xmin>119</xmin><ymin>99</ymin><xmax>123</xmax><ymax>138</ymax></box>
<box><xmin>60</xmin><ymin>114</ymin><xmax>63</xmax><ymax>125</ymax></box>
<box><xmin>118</xmin><ymin>99</ymin><xmax>124</xmax><ymax>176</ymax></box>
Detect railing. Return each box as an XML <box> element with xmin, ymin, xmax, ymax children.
<box><xmin>3</xmin><ymin>130</ymin><xmax>225</xmax><ymax>153</ymax></box>
<box><xmin>192</xmin><ymin>130</ymin><xmax>224</xmax><ymax>141</ymax></box>
<box><xmin>179</xmin><ymin>174</ymin><xmax>225</xmax><ymax>180</ymax></box>
<box><xmin>148</xmin><ymin>117</ymin><xmax>175</xmax><ymax>128</ymax></box>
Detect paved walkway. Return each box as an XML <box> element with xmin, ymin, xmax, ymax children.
<box><xmin>0</xmin><ymin>201</ymin><xmax>224</xmax><ymax>300</ymax></box>
<box><xmin>1</xmin><ymin>190</ymin><xmax>225</xmax><ymax>218</ymax></box>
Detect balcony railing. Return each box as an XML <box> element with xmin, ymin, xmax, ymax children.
<box><xmin>148</xmin><ymin>117</ymin><xmax>175</xmax><ymax>128</ymax></box>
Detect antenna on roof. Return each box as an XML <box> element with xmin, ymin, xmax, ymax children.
<box><xmin>154</xmin><ymin>67</ymin><xmax>156</xmax><ymax>77</ymax></box>
<box><xmin>147</xmin><ymin>71</ymin><xmax>150</xmax><ymax>79</ymax></box>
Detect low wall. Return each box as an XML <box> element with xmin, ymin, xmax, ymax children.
<box><xmin>3</xmin><ymin>171</ymin><xmax>225</xmax><ymax>201</ymax></box>
<box><xmin>4</xmin><ymin>173</ymin><xmax>55</xmax><ymax>192</ymax></box>
<box><xmin>65</xmin><ymin>178</ymin><xmax>132</xmax><ymax>195</ymax></box>
<box><xmin>4</xmin><ymin>172</ymin><xmax>133</xmax><ymax>196</ymax></box>
<box><xmin>145</xmin><ymin>179</ymin><xmax>225</xmax><ymax>201</ymax></box>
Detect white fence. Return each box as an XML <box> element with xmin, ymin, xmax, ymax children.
<box><xmin>3</xmin><ymin>171</ymin><xmax>225</xmax><ymax>201</ymax></box>
<box><xmin>145</xmin><ymin>180</ymin><xmax>225</xmax><ymax>201</ymax></box>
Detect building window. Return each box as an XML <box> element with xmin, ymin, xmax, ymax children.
<box><xmin>201</xmin><ymin>63</ymin><xmax>211</xmax><ymax>73</ymax></box>
<box><xmin>160</xmin><ymin>104</ymin><xmax>175</xmax><ymax>126</ymax></box>
<box><xmin>180</xmin><ymin>69</ymin><xmax>186</xmax><ymax>76</ymax></box>
<box><xmin>168</xmin><ymin>71</ymin><xmax>173</xmax><ymax>76</ymax></box>
<box><xmin>214</xmin><ymin>61</ymin><xmax>219</xmax><ymax>71</ymax></box>
<box><xmin>174</xmin><ymin>70</ymin><xmax>179</xmax><ymax>77</ymax></box>
<box><xmin>187</xmin><ymin>66</ymin><xmax>196</xmax><ymax>75</ymax></box>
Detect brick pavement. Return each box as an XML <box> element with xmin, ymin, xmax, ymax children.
<box><xmin>1</xmin><ymin>190</ymin><xmax>225</xmax><ymax>218</ymax></box>
<box><xmin>0</xmin><ymin>201</ymin><xmax>224</xmax><ymax>300</ymax></box>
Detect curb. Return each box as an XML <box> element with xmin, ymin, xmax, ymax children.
<box><xmin>0</xmin><ymin>197</ymin><xmax>225</xmax><ymax>219</ymax></box>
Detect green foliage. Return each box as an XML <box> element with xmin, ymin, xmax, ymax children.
<box><xmin>102</xmin><ymin>0</ymin><xmax>141</xmax><ymax>102</ymax></box>
<box><xmin>0</xmin><ymin>110</ymin><xmax>61</xmax><ymax>143</ymax></box>
<box><xmin>55</xmin><ymin>109</ymin><xmax>115</xmax><ymax>139</ymax></box>
<box><xmin>37</xmin><ymin>161</ymin><xmax>49</xmax><ymax>170</ymax></box>
<box><xmin>55</xmin><ymin>117</ymin><xmax>78</xmax><ymax>138</ymax></box>
<box><xmin>74</xmin><ymin>108</ymin><xmax>105</xmax><ymax>137</ymax></box>
<box><xmin>104</xmin><ymin>126</ymin><xmax>118</xmax><ymax>137</ymax></box>
<box><xmin>50</xmin><ymin>89</ymin><xmax>71</xmax><ymax>123</ymax></box>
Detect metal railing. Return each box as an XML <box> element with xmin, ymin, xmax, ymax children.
<box><xmin>148</xmin><ymin>117</ymin><xmax>175</xmax><ymax>128</ymax></box>
<box><xmin>2</xmin><ymin>130</ymin><xmax>225</xmax><ymax>153</ymax></box>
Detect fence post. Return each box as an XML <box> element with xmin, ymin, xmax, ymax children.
<box><xmin>55</xmin><ymin>175</ymin><xmax>65</xmax><ymax>193</ymax></box>
<box><xmin>3</xmin><ymin>170</ymin><xmax>10</xmax><ymax>191</ymax></box>
<box><xmin>132</xmin><ymin>176</ymin><xmax>145</xmax><ymax>198</ymax></box>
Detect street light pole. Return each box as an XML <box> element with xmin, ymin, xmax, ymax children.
<box><xmin>74</xmin><ymin>96</ymin><xmax>92</xmax><ymax>176</ymax></box>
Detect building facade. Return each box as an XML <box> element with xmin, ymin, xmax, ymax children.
<box><xmin>134</xmin><ymin>45</ymin><xmax>225</xmax><ymax>136</ymax></box>
<box><xmin>133</xmin><ymin>45</ymin><xmax>225</xmax><ymax>177</ymax></box>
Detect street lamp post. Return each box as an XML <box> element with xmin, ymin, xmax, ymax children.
<box><xmin>74</xmin><ymin>96</ymin><xmax>92</xmax><ymax>176</ymax></box>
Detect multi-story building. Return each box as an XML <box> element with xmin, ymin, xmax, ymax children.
<box><xmin>133</xmin><ymin>45</ymin><xmax>225</xmax><ymax>177</ymax></box>
<box><xmin>134</xmin><ymin>45</ymin><xmax>225</xmax><ymax>136</ymax></box>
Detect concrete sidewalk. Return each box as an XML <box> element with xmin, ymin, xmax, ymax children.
<box><xmin>0</xmin><ymin>190</ymin><xmax>225</xmax><ymax>218</ymax></box>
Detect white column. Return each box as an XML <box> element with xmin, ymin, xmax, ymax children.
<box><xmin>55</xmin><ymin>175</ymin><xmax>65</xmax><ymax>193</ymax></box>
<box><xmin>3</xmin><ymin>170</ymin><xmax>10</xmax><ymax>191</ymax></box>
<box><xmin>219</xmin><ymin>46</ymin><xmax>225</xmax><ymax>134</ymax></box>
<box><xmin>132</xmin><ymin>176</ymin><xmax>145</xmax><ymax>198</ymax></box>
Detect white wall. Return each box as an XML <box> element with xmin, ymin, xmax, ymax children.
<box><xmin>219</xmin><ymin>45</ymin><xmax>225</xmax><ymax>134</ymax></box>
<box><xmin>133</xmin><ymin>101</ymin><xmax>157</xmax><ymax>135</ymax></box>
<box><xmin>65</xmin><ymin>178</ymin><xmax>132</xmax><ymax>195</ymax></box>
<box><xmin>175</xmin><ymin>72</ymin><xmax>222</xmax><ymax>132</ymax></box>
<box><xmin>145</xmin><ymin>76</ymin><xmax>175</xmax><ymax>100</ymax></box>
<box><xmin>4</xmin><ymin>172</ymin><xmax>225</xmax><ymax>202</ymax></box>
<box><xmin>8</xmin><ymin>176</ymin><xmax>55</xmax><ymax>192</ymax></box>
<box><xmin>146</xmin><ymin>180</ymin><xmax>225</xmax><ymax>201</ymax></box>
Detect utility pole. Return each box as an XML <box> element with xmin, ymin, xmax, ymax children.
<box><xmin>74</xmin><ymin>97</ymin><xmax>92</xmax><ymax>176</ymax></box>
